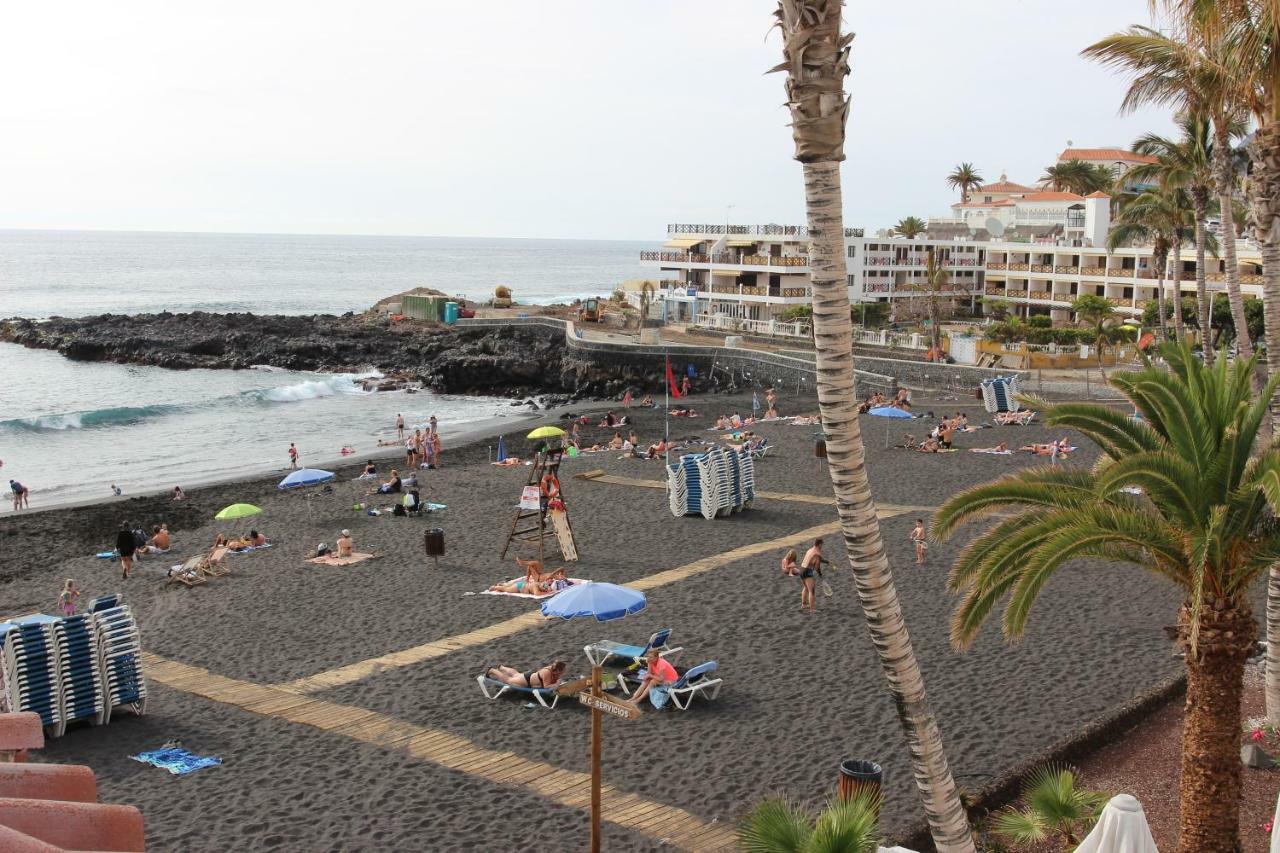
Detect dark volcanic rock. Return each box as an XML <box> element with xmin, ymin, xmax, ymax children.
<box><xmin>1</xmin><ymin>313</ymin><xmax>662</xmax><ymax>399</ymax></box>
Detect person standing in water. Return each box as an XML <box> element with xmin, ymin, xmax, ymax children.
<box><xmin>396</xmin><ymin>413</ymin><xmax>405</xmax><ymax>441</ymax></box>
<box><xmin>288</xmin><ymin>443</ymin><xmax>299</xmax><ymax>469</ymax></box>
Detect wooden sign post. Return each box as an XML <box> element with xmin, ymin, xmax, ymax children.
<box><xmin>579</xmin><ymin>659</ymin><xmax>640</xmax><ymax>852</ymax></box>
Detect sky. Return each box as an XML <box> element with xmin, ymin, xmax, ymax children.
<box><xmin>0</xmin><ymin>1</ymin><xmax>1176</xmax><ymax>241</ymax></box>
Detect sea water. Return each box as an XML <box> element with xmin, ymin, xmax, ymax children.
<box><xmin>0</xmin><ymin>230</ymin><xmax>648</xmax><ymax>507</ymax></box>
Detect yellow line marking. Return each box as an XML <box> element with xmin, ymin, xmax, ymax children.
<box><xmin>143</xmin><ymin>652</ymin><xmax>734</xmax><ymax>851</ymax></box>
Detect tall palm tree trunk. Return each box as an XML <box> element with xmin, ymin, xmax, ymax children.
<box><xmin>1170</xmin><ymin>236</ymin><xmax>1185</xmax><ymax>342</ymax></box>
<box><xmin>1212</xmin><ymin>121</ymin><xmax>1254</xmax><ymax>362</ymax></box>
<box><xmin>1249</xmin><ymin>123</ymin><xmax>1280</xmax><ymax>723</ymax></box>
<box><xmin>774</xmin><ymin>3</ymin><xmax>973</xmax><ymax>850</ymax></box>
<box><xmin>1191</xmin><ymin>197</ymin><xmax>1212</xmax><ymax>364</ymax></box>
<box><xmin>1154</xmin><ymin>250</ymin><xmax>1168</xmax><ymax>341</ymax></box>
<box><xmin>1176</xmin><ymin>600</ymin><xmax>1254</xmax><ymax>853</ymax></box>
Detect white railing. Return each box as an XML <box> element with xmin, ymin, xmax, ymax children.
<box><xmin>694</xmin><ymin>313</ymin><xmax>812</xmax><ymax>339</ymax></box>
<box><xmin>853</xmin><ymin>328</ymin><xmax>929</xmax><ymax>350</ymax></box>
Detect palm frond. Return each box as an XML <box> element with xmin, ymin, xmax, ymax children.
<box><xmin>807</xmin><ymin>794</ymin><xmax>881</xmax><ymax>853</ymax></box>
<box><xmin>739</xmin><ymin>797</ymin><xmax>812</xmax><ymax>853</ymax></box>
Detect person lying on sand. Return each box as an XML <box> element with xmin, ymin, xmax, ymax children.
<box><xmin>917</xmin><ymin>437</ymin><xmax>941</xmax><ymax>453</ymax></box>
<box><xmin>247</xmin><ymin>530</ymin><xmax>267</xmax><ymax>547</ymax></box>
<box><xmin>640</xmin><ymin>395</ymin><xmax>654</xmax><ymax>407</ymax></box>
<box><xmin>492</xmin><ymin>457</ymin><xmax>523</xmax><ymax>466</ymax></box>
<box><xmin>336</xmin><ymin>530</ymin><xmax>354</xmax><ymax>558</ymax></box>
<box><xmin>646</xmin><ymin>439</ymin><xmax>669</xmax><ymax>459</ymax></box>
<box><xmin>790</xmin><ymin>415</ymin><xmax>820</xmax><ymax>426</ymax></box>
<box><xmin>996</xmin><ymin>410</ymin><xmax>1035</xmax><ymax>426</ymax></box>
<box><xmin>488</xmin><ymin>576</ymin><xmax>551</xmax><ymax>595</ymax></box>
<box><xmin>1020</xmin><ymin>439</ymin><xmax>1071</xmax><ymax>456</ymax></box>
<box><xmin>485</xmin><ymin>660</ymin><xmax>566</xmax><ymax>689</ymax></box>
<box><xmin>669</xmin><ymin>407</ymin><xmax>698</xmax><ymax>417</ymax></box>
<box><xmin>971</xmin><ymin>442</ymin><xmax>1010</xmax><ymax>453</ymax></box>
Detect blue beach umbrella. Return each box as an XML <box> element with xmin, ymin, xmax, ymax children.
<box><xmin>496</xmin><ymin>435</ymin><xmax>507</xmax><ymax>463</ymax></box>
<box><xmin>541</xmin><ymin>582</ymin><xmax>646</xmax><ymax>622</ymax></box>
<box><xmin>868</xmin><ymin>406</ymin><xmax>913</xmax><ymax>419</ymax></box>
<box><xmin>278</xmin><ymin>468</ymin><xmax>336</xmax><ymax>489</ymax></box>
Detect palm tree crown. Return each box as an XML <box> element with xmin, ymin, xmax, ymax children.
<box><xmin>946</xmin><ymin>162</ymin><xmax>983</xmax><ymax>203</ymax></box>
<box><xmin>1040</xmin><ymin>159</ymin><xmax>1113</xmax><ymax>195</ymax></box>
<box><xmin>893</xmin><ymin>216</ymin><xmax>926</xmax><ymax>238</ymax></box>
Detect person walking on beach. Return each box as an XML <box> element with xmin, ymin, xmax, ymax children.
<box><xmin>800</xmin><ymin>538</ymin><xmax>824</xmax><ymax>613</ymax></box>
<box><xmin>10</xmin><ymin>479</ymin><xmax>29</xmax><ymax>511</ymax></box>
<box><xmin>288</xmin><ymin>443</ymin><xmax>299</xmax><ymax>469</ymax></box>
<box><xmin>680</xmin><ymin>375</ymin><xmax>691</xmax><ymax>397</ymax></box>
<box><xmin>58</xmin><ymin>579</ymin><xmax>79</xmax><ymax>616</ymax></box>
<box><xmin>430</xmin><ymin>431</ymin><xmax>442</xmax><ymax>468</ymax></box>
<box><xmin>116</xmin><ymin>522</ymin><xmax>137</xmax><ymax>580</ymax></box>
<box><xmin>910</xmin><ymin>518</ymin><xmax>927</xmax><ymax>565</ymax></box>
<box><xmin>396</xmin><ymin>413</ymin><xmax>405</xmax><ymax>441</ymax></box>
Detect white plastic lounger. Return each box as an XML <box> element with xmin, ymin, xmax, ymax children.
<box><xmin>476</xmin><ymin>674</ymin><xmax>562</xmax><ymax>709</ymax></box>
<box><xmin>617</xmin><ymin>660</ymin><xmax>722</xmax><ymax>710</ymax></box>
<box><xmin>583</xmin><ymin>629</ymin><xmax>682</xmax><ymax>668</ymax></box>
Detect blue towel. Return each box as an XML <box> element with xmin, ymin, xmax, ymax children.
<box><xmin>131</xmin><ymin>747</ymin><xmax>222</xmax><ymax>775</ymax></box>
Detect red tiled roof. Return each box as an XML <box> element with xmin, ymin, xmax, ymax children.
<box><xmin>1058</xmin><ymin>148</ymin><xmax>1158</xmax><ymax>164</ymax></box>
<box><xmin>1021</xmin><ymin>191</ymin><xmax>1086</xmax><ymax>201</ymax></box>
<box><xmin>977</xmin><ymin>180</ymin><xmax>1035</xmax><ymax>193</ymax></box>
<box><xmin>1086</xmin><ymin>191</ymin><xmax>1110</xmax><ymax>198</ymax></box>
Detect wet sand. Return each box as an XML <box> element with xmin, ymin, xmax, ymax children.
<box><xmin>3</xmin><ymin>390</ymin><xmax>1201</xmax><ymax>850</ymax></box>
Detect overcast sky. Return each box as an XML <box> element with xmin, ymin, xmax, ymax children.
<box><xmin>0</xmin><ymin>1</ymin><xmax>1174</xmax><ymax>240</ymax></box>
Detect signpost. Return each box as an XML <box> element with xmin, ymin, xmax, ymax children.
<box><xmin>578</xmin><ymin>690</ymin><xmax>641</xmax><ymax>721</ymax></box>
<box><xmin>581</xmin><ymin>648</ymin><xmax>641</xmax><ymax>852</ymax></box>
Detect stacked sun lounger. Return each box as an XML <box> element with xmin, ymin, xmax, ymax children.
<box><xmin>666</xmin><ymin>446</ymin><xmax>755</xmax><ymax>519</ymax></box>
<box><xmin>52</xmin><ymin>614</ymin><xmax>106</xmax><ymax>736</ymax></box>
<box><xmin>980</xmin><ymin>375</ymin><xmax>1022</xmax><ymax>413</ymax></box>
<box><xmin>92</xmin><ymin>605</ymin><xmax>147</xmax><ymax>724</ymax></box>
<box><xmin>0</xmin><ymin>616</ymin><xmax>62</xmax><ymax>734</ymax></box>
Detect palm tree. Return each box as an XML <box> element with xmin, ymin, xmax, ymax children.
<box><xmin>991</xmin><ymin>764</ymin><xmax>1108</xmax><ymax>849</ymax></box>
<box><xmin>932</xmin><ymin>344</ymin><xmax>1280</xmax><ymax>853</ymax></box>
<box><xmin>1129</xmin><ymin>114</ymin><xmax>1217</xmax><ymax>360</ymax></box>
<box><xmin>1107</xmin><ymin>195</ymin><xmax>1171</xmax><ymax>341</ymax></box>
<box><xmin>739</xmin><ymin>792</ymin><xmax>881</xmax><ymax>853</ymax></box>
<box><xmin>1109</xmin><ymin>185</ymin><xmax>1196</xmax><ymax>341</ymax></box>
<box><xmin>1083</xmin><ymin>24</ymin><xmax>1256</xmax><ymax>363</ymax></box>
<box><xmin>1070</xmin><ymin>293</ymin><xmax>1118</xmax><ymax>367</ymax></box>
<box><xmin>770</xmin><ymin>4</ymin><xmax>973</xmax><ymax>850</ymax></box>
<box><xmin>921</xmin><ymin>247</ymin><xmax>949</xmax><ymax>356</ymax></box>
<box><xmin>1040</xmin><ymin>160</ymin><xmax>1090</xmax><ymax>193</ymax></box>
<box><xmin>893</xmin><ymin>216</ymin><xmax>926</xmax><ymax>238</ymax></box>
<box><xmin>946</xmin><ymin>163</ymin><xmax>983</xmax><ymax>203</ymax></box>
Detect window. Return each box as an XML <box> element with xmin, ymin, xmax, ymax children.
<box><xmin>847</xmin><ymin>245</ymin><xmax>857</xmax><ymax>257</ymax></box>
<box><xmin>847</xmin><ymin>275</ymin><xmax>855</xmax><ymax>287</ymax></box>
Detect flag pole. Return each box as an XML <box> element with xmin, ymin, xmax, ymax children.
<box><xmin>664</xmin><ymin>352</ymin><xmax>671</xmax><ymax>474</ymax></box>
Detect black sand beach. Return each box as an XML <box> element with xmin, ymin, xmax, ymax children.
<box><xmin>2</xmin><ymin>391</ymin><xmax>1203</xmax><ymax>850</ymax></box>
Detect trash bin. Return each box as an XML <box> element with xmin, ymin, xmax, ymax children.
<box><xmin>814</xmin><ymin>434</ymin><xmax>827</xmax><ymax>458</ymax></box>
<box><xmin>837</xmin><ymin>759</ymin><xmax>882</xmax><ymax>806</ymax></box>
<box><xmin>443</xmin><ymin>302</ymin><xmax>460</xmax><ymax>324</ymax></box>
<box><xmin>424</xmin><ymin>528</ymin><xmax>445</xmax><ymax>557</ymax></box>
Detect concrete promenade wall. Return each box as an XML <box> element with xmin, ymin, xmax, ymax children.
<box><xmin>455</xmin><ymin>318</ymin><xmax>1025</xmax><ymax>394</ymax></box>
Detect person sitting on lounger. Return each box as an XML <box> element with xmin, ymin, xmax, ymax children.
<box><xmin>626</xmin><ymin>648</ymin><xmax>678</xmax><ymax>708</ymax></box>
<box><xmin>336</xmin><ymin>529</ymin><xmax>354</xmax><ymax>558</ymax></box>
<box><xmin>485</xmin><ymin>660</ymin><xmax>566</xmax><ymax>690</ymax></box>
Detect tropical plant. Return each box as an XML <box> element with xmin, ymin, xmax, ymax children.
<box><xmin>1144</xmin><ymin>293</ymin><xmax>1265</xmax><ymax>349</ymax></box>
<box><xmin>990</xmin><ymin>764</ymin><xmax>1108</xmax><ymax>849</ymax></box>
<box><xmin>947</xmin><ymin>162</ymin><xmax>983</xmax><ymax>203</ymax></box>
<box><xmin>922</xmin><ymin>247</ymin><xmax>949</xmax><ymax>354</ymax></box>
<box><xmin>981</xmin><ymin>296</ymin><xmax>1011</xmax><ymax>321</ymax></box>
<box><xmin>1084</xmin><ymin>23</ymin><xmax>1255</xmax><ymax>364</ymax></box>
<box><xmin>1040</xmin><ymin>160</ymin><xmax>1113</xmax><ymax>195</ymax></box>
<box><xmin>739</xmin><ymin>792</ymin><xmax>881</xmax><ymax>853</ymax></box>
<box><xmin>1070</xmin><ymin>294</ymin><xmax>1118</xmax><ymax>366</ymax></box>
<box><xmin>1108</xmin><ymin>184</ymin><xmax>1197</xmax><ymax>341</ymax></box>
<box><xmin>780</xmin><ymin>304</ymin><xmax>814</xmax><ymax>323</ymax></box>
<box><xmin>893</xmin><ymin>216</ymin><xmax>927</xmax><ymax>238</ymax></box>
<box><xmin>769</xmin><ymin>3</ymin><xmax>973</xmax><ymax>849</ymax></box>
<box><xmin>933</xmin><ymin>344</ymin><xmax>1280</xmax><ymax>853</ymax></box>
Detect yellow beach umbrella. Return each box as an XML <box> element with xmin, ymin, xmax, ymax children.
<box><xmin>215</xmin><ymin>503</ymin><xmax>262</xmax><ymax>521</ymax></box>
<box><xmin>526</xmin><ymin>426</ymin><xmax>566</xmax><ymax>440</ymax></box>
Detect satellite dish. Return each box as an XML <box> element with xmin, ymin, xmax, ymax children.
<box><xmin>985</xmin><ymin>217</ymin><xmax>1006</xmax><ymax>238</ymax></box>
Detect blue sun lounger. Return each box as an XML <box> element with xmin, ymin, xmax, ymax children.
<box><xmin>583</xmin><ymin>628</ymin><xmax>681</xmax><ymax>669</ymax></box>
<box><xmin>618</xmin><ymin>660</ymin><xmax>722</xmax><ymax>710</ymax></box>
<box><xmin>475</xmin><ymin>673</ymin><xmax>564</xmax><ymax>709</ymax></box>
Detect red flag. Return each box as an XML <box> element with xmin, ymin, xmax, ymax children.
<box><xmin>665</xmin><ymin>356</ymin><xmax>683</xmax><ymax>399</ymax></box>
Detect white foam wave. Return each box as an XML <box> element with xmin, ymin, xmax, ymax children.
<box><xmin>256</xmin><ymin>373</ymin><xmax>380</xmax><ymax>403</ymax></box>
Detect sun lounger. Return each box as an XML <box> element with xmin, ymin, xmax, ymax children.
<box><xmin>748</xmin><ymin>438</ymin><xmax>772</xmax><ymax>460</ymax></box>
<box><xmin>584</xmin><ymin>629</ymin><xmax>682</xmax><ymax>668</ymax></box>
<box><xmin>617</xmin><ymin>660</ymin><xmax>722</xmax><ymax>710</ymax></box>
<box><xmin>165</xmin><ymin>557</ymin><xmax>208</xmax><ymax>588</ymax></box>
<box><xmin>475</xmin><ymin>674</ymin><xmax>565</xmax><ymax>709</ymax></box>
<box><xmin>199</xmin><ymin>548</ymin><xmax>230</xmax><ymax>578</ymax></box>
<box><xmin>306</xmin><ymin>552</ymin><xmax>379</xmax><ymax>567</ymax></box>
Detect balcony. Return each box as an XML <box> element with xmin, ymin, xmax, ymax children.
<box><xmin>1054</xmin><ymin>265</ymin><xmax>1079</xmax><ymax>274</ymax></box>
<box><xmin>1105</xmin><ymin>297</ymin><xmax>1126</xmax><ymax>307</ymax></box>
<box><xmin>1029</xmin><ymin>290</ymin><xmax>1054</xmax><ymax>301</ymax></box>
<box><xmin>986</xmin><ymin>262</ymin><xmax>1008</xmax><ymax>270</ymax></box>
<box><xmin>640</xmin><ymin>251</ymin><xmax>691</xmax><ymax>263</ymax></box>
<box><xmin>711</xmin><ymin>283</ymin><xmax>737</xmax><ymax>294</ymax></box>
<box><xmin>1108</xmin><ymin>268</ymin><xmax>1135</xmax><ymax>278</ymax></box>
<box><xmin>1009</xmin><ymin>263</ymin><xmax>1030</xmax><ymax>271</ymax></box>
<box><xmin>985</xmin><ymin>285</ymin><xmax>1006</xmax><ymax>295</ymax></box>
<box><xmin>1135</xmin><ymin>269</ymin><xmax>1157</xmax><ymax>279</ymax></box>
<box><xmin>1243</xmin><ymin>273</ymin><xmax>1264</xmax><ymax>285</ymax></box>
<box><xmin>1030</xmin><ymin>264</ymin><xmax>1054</xmax><ymax>273</ymax></box>
<box><xmin>782</xmin><ymin>287</ymin><xmax>810</xmax><ymax>298</ymax></box>
<box><xmin>667</xmin><ymin>223</ymin><xmax>864</xmax><ymax>238</ymax></box>
<box><xmin>1136</xmin><ymin>299</ymin><xmax>1153</xmax><ymax>309</ymax></box>
<box><xmin>771</xmin><ymin>255</ymin><xmax>809</xmax><ymax>267</ymax></box>
<box><xmin>1080</xmin><ymin>267</ymin><xmax>1107</xmax><ymax>277</ymax></box>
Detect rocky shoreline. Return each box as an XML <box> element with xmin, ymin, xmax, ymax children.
<box><xmin>1</xmin><ymin>312</ymin><xmax>661</xmax><ymax>401</ymax></box>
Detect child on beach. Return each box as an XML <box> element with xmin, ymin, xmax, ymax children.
<box><xmin>288</xmin><ymin>443</ymin><xmax>299</xmax><ymax>469</ymax></box>
<box><xmin>58</xmin><ymin>579</ymin><xmax>79</xmax><ymax>616</ymax></box>
<box><xmin>910</xmin><ymin>519</ymin><xmax>927</xmax><ymax>565</ymax></box>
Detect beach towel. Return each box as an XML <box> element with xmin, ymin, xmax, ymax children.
<box><xmin>131</xmin><ymin>747</ymin><xmax>222</xmax><ymax>775</ymax></box>
<box><xmin>479</xmin><ymin>578</ymin><xmax>587</xmax><ymax>600</ymax></box>
<box><xmin>969</xmin><ymin>449</ymin><xmax>1013</xmax><ymax>455</ymax></box>
<box><xmin>306</xmin><ymin>552</ymin><xmax>379</xmax><ymax>567</ymax></box>
<box><xmin>95</xmin><ymin>551</ymin><xmax>117</xmax><ymax>559</ymax></box>
<box><xmin>227</xmin><ymin>543</ymin><xmax>273</xmax><ymax>555</ymax></box>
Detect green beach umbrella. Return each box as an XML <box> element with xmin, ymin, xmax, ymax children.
<box><xmin>215</xmin><ymin>503</ymin><xmax>262</xmax><ymax>520</ymax></box>
<box><xmin>526</xmin><ymin>426</ymin><xmax>566</xmax><ymax>439</ymax></box>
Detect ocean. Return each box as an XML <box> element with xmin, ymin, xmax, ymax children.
<box><xmin>0</xmin><ymin>230</ymin><xmax>648</xmax><ymax>507</ymax></box>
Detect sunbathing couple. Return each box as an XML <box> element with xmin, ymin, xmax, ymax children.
<box><xmin>995</xmin><ymin>410</ymin><xmax>1036</xmax><ymax>426</ymax></box>
<box><xmin>214</xmin><ymin>530</ymin><xmax>267</xmax><ymax>552</ymax></box>
<box><xmin>1021</xmin><ymin>438</ymin><xmax>1073</xmax><ymax>457</ymax></box>
<box><xmin>598</xmin><ymin>411</ymin><xmax>629</xmax><ymax>428</ymax></box>
<box><xmin>713</xmin><ymin>412</ymin><xmax>754</xmax><ymax>430</ymax></box>
<box><xmin>669</xmin><ymin>407</ymin><xmax>698</xmax><ymax>417</ymax></box>
<box><xmin>488</xmin><ymin>558</ymin><xmax>570</xmax><ymax>596</ymax></box>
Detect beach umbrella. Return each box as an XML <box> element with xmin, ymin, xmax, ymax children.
<box><xmin>1074</xmin><ymin>795</ymin><xmax>1158</xmax><ymax>853</ymax></box>
<box><xmin>541</xmin><ymin>581</ymin><xmax>648</xmax><ymax>851</ymax></box>
<box><xmin>526</xmin><ymin>425</ymin><xmax>566</xmax><ymax>440</ymax></box>
<box><xmin>277</xmin><ymin>469</ymin><xmax>335</xmax><ymax>490</ymax></box>
<box><xmin>495</xmin><ymin>435</ymin><xmax>507</xmax><ymax>463</ymax></box>
<box><xmin>867</xmin><ymin>406</ymin><xmax>913</xmax><ymax>419</ymax></box>
<box><xmin>214</xmin><ymin>503</ymin><xmax>262</xmax><ymax>520</ymax></box>
<box><xmin>541</xmin><ymin>582</ymin><xmax>646</xmax><ymax>621</ymax></box>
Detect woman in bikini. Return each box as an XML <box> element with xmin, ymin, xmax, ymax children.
<box><xmin>780</xmin><ymin>548</ymin><xmax>799</xmax><ymax>576</ymax></box>
<box><xmin>484</xmin><ymin>660</ymin><xmax>566</xmax><ymax>689</ymax></box>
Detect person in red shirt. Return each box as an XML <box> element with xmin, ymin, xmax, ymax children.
<box><xmin>626</xmin><ymin>648</ymin><xmax>678</xmax><ymax>709</ymax></box>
